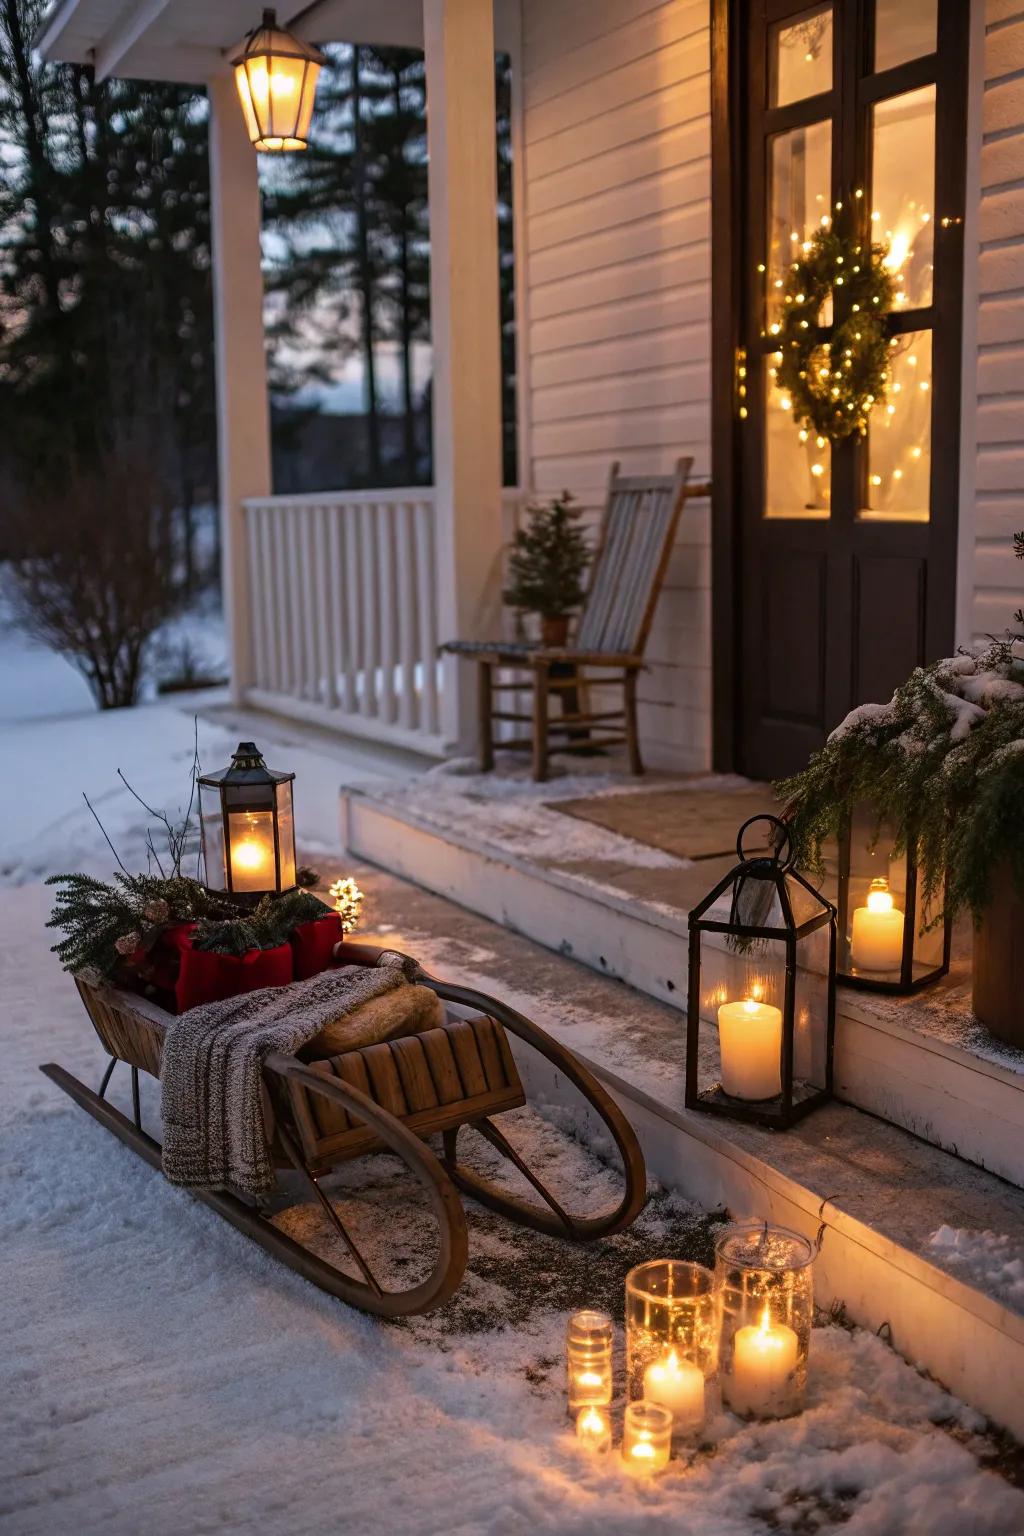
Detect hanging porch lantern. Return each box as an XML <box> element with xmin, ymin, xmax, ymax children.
<box><xmin>231</xmin><ymin>9</ymin><xmax>325</xmax><ymax>152</ymax></box>
<box><xmin>685</xmin><ymin>815</ymin><xmax>836</xmax><ymax>1130</ymax></box>
<box><xmin>836</xmin><ymin>802</ymin><xmax>951</xmax><ymax>993</ymax></box>
<box><xmin>198</xmin><ymin>741</ymin><xmax>297</xmax><ymax>900</ymax></box>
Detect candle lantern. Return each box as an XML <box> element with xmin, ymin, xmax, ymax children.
<box><xmin>837</xmin><ymin>803</ymin><xmax>950</xmax><ymax>993</ymax></box>
<box><xmin>566</xmin><ymin>1309</ymin><xmax>613</xmax><ymax>1416</ymax></box>
<box><xmin>198</xmin><ymin>741</ymin><xmax>296</xmax><ymax>902</ymax></box>
<box><xmin>231</xmin><ymin>9</ymin><xmax>325</xmax><ymax>152</ymax></box>
<box><xmin>625</xmin><ymin>1261</ymin><xmax>716</xmax><ymax>1438</ymax></box>
<box><xmin>686</xmin><ymin>815</ymin><xmax>836</xmax><ymax>1130</ymax></box>
<box><xmin>621</xmin><ymin>1401</ymin><xmax>672</xmax><ymax>1474</ymax></box>
<box><xmin>715</xmin><ymin>1221</ymin><xmax>815</xmax><ymax>1420</ymax></box>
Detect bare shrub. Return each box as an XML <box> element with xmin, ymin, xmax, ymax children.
<box><xmin>5</xmin><ymin>452</ymin><xmax>184</xmax><ymax>709</ymax></box>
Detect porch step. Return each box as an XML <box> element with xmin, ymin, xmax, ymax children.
<box><xmin>343</xmin><ymin>783</ymin><xmax>1024</xmax><ymax>1190</ymax></box>
<box><xmin>351</xmin><ymin>860</ymin><xmax>1024</xmax><ymax>1440</ymax></box>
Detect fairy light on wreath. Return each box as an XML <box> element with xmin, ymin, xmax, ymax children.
<box><xmin>768</xmin><ymin>199</ymin><xmax>899</xmax><ymax>445</ymax></box>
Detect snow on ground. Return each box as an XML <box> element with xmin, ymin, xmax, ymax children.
<box><xmin>3</xmin><ymin>646</ymin><xmax>1024</xmax><ymax>1533</ymax></box>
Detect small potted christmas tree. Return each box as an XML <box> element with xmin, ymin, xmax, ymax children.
<box><xmin>503</xmin><ymin>491</ymin><xmax>590</xmax><ymax>648</ymax></box>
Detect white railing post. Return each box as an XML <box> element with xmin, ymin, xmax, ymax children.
<box><xmin>209</xmin><ymin>75</ymin><xmax>271</xmax><ymax>702</ymax></box>
<box><xmin>423</xmin><ymin>0</ymin><xmax>505</xmax><ymax>755</ymax></box>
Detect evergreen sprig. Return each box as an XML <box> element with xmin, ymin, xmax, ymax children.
<box><xmin>503</xmin><ymin>492</ymin><xmax>590</xmax><ymax>619</ymax></box>
<box><xmin>46</xmin><ymin>871</ymin><xmax>331</xmax><ymax>977</ymax></box>
<box><xmin>777</xmin><ymin>639</ymin><xmax>1024</xmax><ymax>923</ymax></box>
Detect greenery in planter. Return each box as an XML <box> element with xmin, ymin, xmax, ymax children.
<box><xmin>503</xmin><ymin>492</ymin><xmax>590</xmax><ymax>621</ymax></box>
<box><xmin>777</xmin><ymin>543</ymin><xmax>1024</xmax><ymax>924</ymax></box>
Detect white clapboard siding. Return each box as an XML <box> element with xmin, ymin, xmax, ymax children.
<box><xmin>971</xmin><ymin>3</ymin><xmax>1024</xmax><ymax>640</ymax></box>
<box><xmin>521</xmin><ymin>0</ymin><xmax>713</xmax><ymax>772</ymax></box>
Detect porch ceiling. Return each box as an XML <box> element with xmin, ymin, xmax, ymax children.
<box><xmin>37</xmin><ymin>0</ymin><xmax>518</xmax><ymax>82</ymax></box>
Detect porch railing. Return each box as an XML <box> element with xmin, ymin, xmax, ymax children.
<box><xmin>242</xmin><ymin>488</ymin><xmax>523</xmax><ymax>755</ymax></box>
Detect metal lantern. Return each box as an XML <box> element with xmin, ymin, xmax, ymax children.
<box><xmin>232</xmin><ymin>9</ymin><xmax>325</xmax><ymax>152</ymax></box>
<box><xmin>198</xmin><ymin>741</ymin><xmax>296</xmax><ymax>900</ymax></box>
<box><xmin>686</xmin><ymin>815</ymin><xmax>836</xmax><ymax>1130</ymax></box>
<box><xmin>836</xmin><ymin>802</ymin><xmax>951</xmax><ymax>993</ymax></box>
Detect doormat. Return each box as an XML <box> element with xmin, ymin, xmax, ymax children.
<box><xmin>550</xmin><ymin>785</ymin><xmax>782</xmax><ymax>863</ymax></box>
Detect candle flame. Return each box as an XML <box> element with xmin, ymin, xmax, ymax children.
<box><xmin>759</xmin><ymin>1303</ymin><xmax>773</xmax><ymax>1336</ymax></box>
<box><xmin>579</xmin><ymin>1407</ymin><xmax>604</xmax><ymax>1433</ymax></box>
<box><xmin>631</xmin><ymin>1438</ymin><xmax>656</xmax><ymax>1460</ymax></box>
<box><xmin>232</xmin><ymin>838</ymin><xmax>267</xmax><ymax>871</ymax></box>
<box><xmin>576</xmin><ymin>1370</ymin><xmax>603</xmax><ymax>1388</ymax></box>
<box><xmin>866</xmin><ymin>880</ymin><xmax>894</xmax><ymax>914</ymax></box>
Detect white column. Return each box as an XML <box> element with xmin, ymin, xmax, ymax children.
<box><xmin>423</xmin><ymin>0</ymin><xmax>505</xmax><ymax>753</ymax></box>
<box><xmin>208</xmin><ymin>73</ymin><xmax>272</xmax><ymax>702</ymax></box>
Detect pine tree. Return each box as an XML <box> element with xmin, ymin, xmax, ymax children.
<box><xmin>503</xmin><ymin>493</ymin><xmax>590</xmax><ymax>619</ymax></box>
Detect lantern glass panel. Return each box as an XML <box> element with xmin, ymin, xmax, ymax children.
<box><xmin>793</xmin><ymin>920</ymin><xmax>831</xmax><ymax>1091</ymax></box>
<box><xmin>226</xmin><ymin>807</ymin><xmax>277</xmax><ymax>894</ymax></box>
<box><xmin>276</xmin><ymin>779</ymin><xmax>297</xmax><ymax>889</ymax></box>
<box><xmin>839</xmin><ymin>802</ymin><xmax>947</xmax><ymax>988</ymax></box>
<box><xmin>200</xmin><ymin>783</ymin><xmax>227</xmax><ymax>891</ymax></box>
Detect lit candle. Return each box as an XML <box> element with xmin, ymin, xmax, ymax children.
<box><xmin>850</xmin><ymin>879</ymin><xmax>904</xmax><ymax>972</ymax></box>
<box><xmin>566</xmin><ymin>1309</ymin><xmax>613</xmax><ymax>1415</ymax></box>
<box><xmin>717</xmin><ymin>996</ymin><xmax>782</xmax><ymax>1100</ymax></box>
<box><xmin>575</xmin><ymin>1405</ymin><xmax>611</xmax><ymax>1453</ymax></box>
<box><xmin>727</xmin><ymin>1305</ymin><xmax>798</xmax><ymax>1418</ymax></box>
<box><xmin>642</xmin><ymin>1349</ymin><xmax>705</xmax><ymax>1433</ymax></box>
<box><xmin>227</xmin><ymin>811</ymin><xmax>276</xmax><ymax>893</ymax></box>
<box><xmin>621</xmin><ymin>1401</ymin><xmax>672</xmax><ymax>1474</ymax></box>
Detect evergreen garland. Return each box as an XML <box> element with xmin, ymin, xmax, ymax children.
<box><xmin>776</xmin><ymin>637</ymin><xmax>1024</xmax><ymax>924</ymax></box>
<box><xmin>773</xmin><ymin>225</ymin><xmax>896</xmax><ymax>444</ymax></box>
<box><xmin>503</xmin><ymin>492</ymin><xmax>590</xmax><ymax>620</ymax></box>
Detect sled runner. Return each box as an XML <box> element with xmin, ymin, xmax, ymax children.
<box><xmin>42</xmin><ymin>942</ymin><xmax>646</xmax><ymax>1317</ymax></box>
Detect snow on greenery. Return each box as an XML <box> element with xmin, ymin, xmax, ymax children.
<box><xmin>778</xmin><ymin>638</ymin><xmax>1024</xmax><ymax>922</ymax></box>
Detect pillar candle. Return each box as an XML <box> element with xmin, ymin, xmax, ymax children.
<box><xmin>642</xmin><ymin>1349</ymin><xmax>705</xmax><ymax>1432</ymax></box>
<box><xmin>850</xmin><ymin>881</ymin><xmax>904</xmax><ymax>972</ymax></box>
<box><xmin>727</xmin><ymin>1305</ymin><xmax>798</xmax><ymax>1418</ymax></box>
<box><xmin>718</xmin><ymin>997</ymin><xmax>782</xmax><ymax>1100</ymax></box>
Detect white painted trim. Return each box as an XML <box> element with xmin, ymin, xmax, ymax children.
<box><xmin>93</xmin><ymin>0</ymin><xmax>173</xmax><ymax>81</ymax></box>
<box><xmin>956</xmin><ymin>0</ymin><xmax>986</xmax><ymax>649</ymax></box>
<box><xmin>33</xmin><ymin>0</ymin><xmax>81</xmax><ymax>57</ymax></box>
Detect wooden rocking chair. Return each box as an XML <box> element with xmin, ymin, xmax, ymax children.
<box><xmin>45</xmin><ymin>941</ymin><xmax>647</xmax><ymax>1319</ymax></box>
<box><xmin>442</xmin><ymin>457</ymin><xmax>701</xmax><ymax>781</ymax></box>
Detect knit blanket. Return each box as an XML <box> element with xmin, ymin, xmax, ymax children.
<box><xmin>160</xmin><ymin>960</ymin><xmax>412</xmax><ymax>1196</ymax></box>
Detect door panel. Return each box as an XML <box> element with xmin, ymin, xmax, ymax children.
<box><xmin>732</xmin><ymin>0</ymin><xmax>968</xmax><ymax>780</ymax></box>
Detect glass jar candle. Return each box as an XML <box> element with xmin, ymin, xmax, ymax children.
<box><xmin>621</xmin><ymin>1401</ymin><xmax>672</xmax><ymax>1474</ymax></box>
<box><xmin>566</xmin><ymin>1309</ymin><xmax>613</xmax><ymax>1415</ymax></box>
<box><xmin>715</xmin><ymin>1222</ymin><xmax>815</xmax><ymax>1420</ymax></box>
<box><xmin>575</xmin><ymin>1405</ymin><xmax>612</xmax><ymax>1454</ymax></box>
<box><xmin>625</xmin><ymin>1260</ymin><xmax>717</xmax><ymax>1436</ymax></box>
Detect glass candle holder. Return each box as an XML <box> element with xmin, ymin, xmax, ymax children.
<box><xmin>566</xmin><ymin>1309</ymin><xmax>613</xmax><ymax>1416</ymax></box>
<box><xmin>715</xmin><ymin>1222</ymin><xmax>815</xmax><ymax>1420</ymax></box>
<box><xmin>621</xmin><ymin>1401</ymin><xmax>672</xmax><ymax>1474</ymax></box>
<box><xmin>625</xmin><ymin>1261</ymin><xmax>717</xmax><ymax>1435</ymax></box>
<box><xmin>575</xmin><ymin>1405</ymin><xmax>612</xmax><ymax>1454</ymax></box>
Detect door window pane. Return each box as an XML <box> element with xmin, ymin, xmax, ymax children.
<box><xmin>871</xmin><ymin>86</ymin><xmax>935</xmax><ymax>311</ymax></box>
<box><xmin>771</xmin><ymin>6</ymin><xmax>833</xmax><ymax>107</ymax></box>
<box><xmin>861</xmin><ymin>330</ymin><xmax>932</xmax><ymax>521</ymax></box>
<box><xmin>765</xmin><ymin>356</ymin><xmax>831</xmax><ymax>520</ymax></box>
<box><xmin>767</xmin><ymin>120</ymin><xmax>832</xmax><ymax>326</ymax></box>
<box><xmin>874</xmin><ymin>0</ymin><xmax>937</xmax><ymax>74</ymax></box>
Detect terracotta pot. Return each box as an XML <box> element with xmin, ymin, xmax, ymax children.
<box><xmin>540</xmin><ymin>614</ymin><xmax>570</xmax><ymax>648</ymax></box>
<box><xmin>972</xmin><ymin>862</ymin><xmax>1024</xmax><ymax>1048</ymax></box>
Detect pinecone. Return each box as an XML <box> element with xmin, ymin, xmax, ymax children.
<box><xmin>114</xmin><ymin>930</ymin><xmax>143</xmax><ymax>957</ymax></box>
<box><xmin>144</xmin><ymin>897</ymin><xmax>170</xmax><ymax>923</ymax></box>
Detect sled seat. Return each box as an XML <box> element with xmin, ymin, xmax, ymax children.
<box><xmin>284</xmin><ymin>1016</ymin><xmax>526</xmax><ymax>1172</ymax></box>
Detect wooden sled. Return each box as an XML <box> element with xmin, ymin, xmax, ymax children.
<box><xmin>43</xmin><ymin>941</ymin><xmax>647</xmax><ymax>1318</ymax></box>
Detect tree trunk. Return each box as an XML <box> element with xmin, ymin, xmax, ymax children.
<box><xmin>352</xmin><ymin>49</ymin><xmax>381</xmax><ymax>480</ymax></box>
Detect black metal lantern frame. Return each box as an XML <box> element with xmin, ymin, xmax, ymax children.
<box><xmin>836</xmin><ymin>803</ymin><xmax>951</xmax><ymax>994</ymax></box>
<box><xmin>686</xmin><ymin>816</ymin><xmax>837</xmax><ymax>1130</ymax></box>
<box><xmin>198</xmin><ymin>741</ymin><xmax>297</xmax><ymax>904</ymax></box>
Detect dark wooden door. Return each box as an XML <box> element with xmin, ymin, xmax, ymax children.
<box><xmin>732</xmin><ymin>0</ymin><xmax>969</xmax><ymax>778</ymax></box>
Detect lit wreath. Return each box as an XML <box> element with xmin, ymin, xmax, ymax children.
<box><xmin>771</xmin><ymin>224</ymin><xmax>897</xmax><ymax>444</ymax></box>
